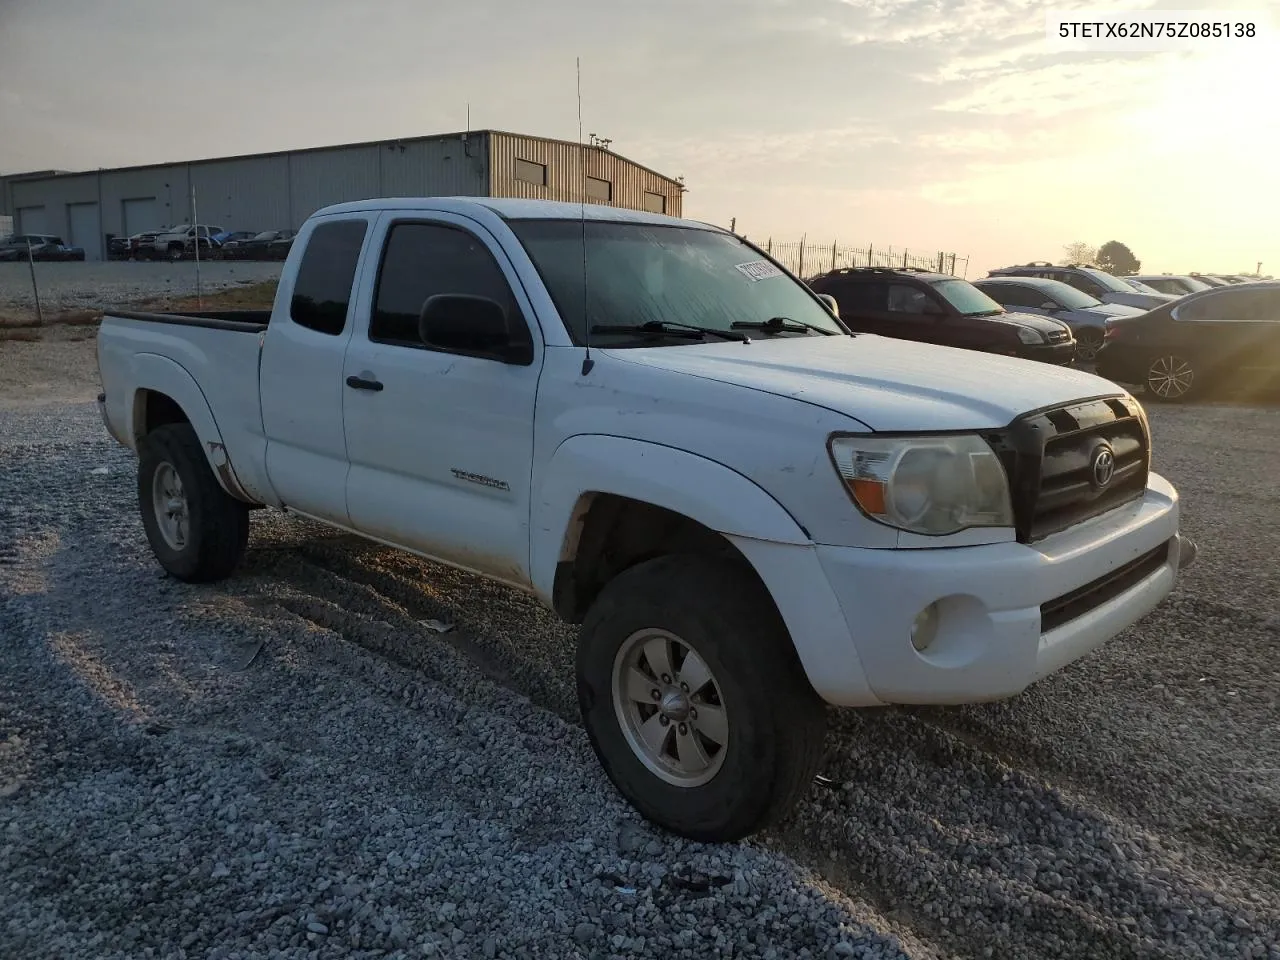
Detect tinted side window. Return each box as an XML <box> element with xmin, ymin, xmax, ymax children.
<box><xmin>370</xmin><ymin>222</ymin><xmax>525</xmax><ymax>348</ymax></box>
<box><xmin>1178</xmin><ymin>289</ymin><xmax>1279</xmax><ymax>324</ymax></box>
<box><xmin>989</xmin><ymin>284</ymin><xmax>1039</xmax><ymax>308</ymax></box>
<box><xmin>887</xmin><ymin>283</ymin><xmax>934</xmax><ymax>313</ymax></box>
<box><xmin>1063</xmin><ymin>274</ymin><xmax>1105</xmax><ymax>298</ymax></box>
<box><xmin>826</xmin><ymin>280</ymin><xmax>886</xmax><ymax>312</ymax></box>
<box><xmin>290</xmin><ymin>219</ymin><xmax>369</xmax><ymax>335</ymax></box>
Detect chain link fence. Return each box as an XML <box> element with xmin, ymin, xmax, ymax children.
<box><xmin>744</xmin><ymin>236</ymin><xmax>969</xmax><ymax>280</ymax></box>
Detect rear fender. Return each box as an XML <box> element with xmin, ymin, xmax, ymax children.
<box><xmin>128</xmin><ymin>353</ymin><xmax>256</xmax><ymax>504</ymax></box>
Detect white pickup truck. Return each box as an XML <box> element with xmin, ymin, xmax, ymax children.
<box><xmin>97</xmin><ymin>197</ymin><xmax>1195</xmax><ymax>841</ymax></box>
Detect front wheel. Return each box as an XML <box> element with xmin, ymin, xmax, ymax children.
<box><xmin>577</xmin><ymin>555</ymin><xmax>827</xmax><ymax>842</ymax></box>
<box><xmin>1074</xmin><ymin>327</ymin><xmax>1105</xmax><ymax>363</ymax></box>
<box><xmin>1145</xmin><ymin>354</ymin><xmax>1197</xmax><ymax>402</ymax></box>
<box><xmin>138</xmin><ymin>423</ymin><xmax>250</xmax><ymax>582</ymax></box>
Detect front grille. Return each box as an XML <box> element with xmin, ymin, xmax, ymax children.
<box><xmin>1040</xmin><ymin>540</ymin><xmax>1172</xmax><ymax>632</ymax></box>
<box><xmin>985</xmin><ymin>395</ymin><xmax>1150</xmax><ymax>544</ymax></box>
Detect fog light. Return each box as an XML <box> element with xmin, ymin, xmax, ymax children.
<box><xmin>911</xmin><ymin>603</ymin><xmax>940</xmax><ymax>652</ymax></box>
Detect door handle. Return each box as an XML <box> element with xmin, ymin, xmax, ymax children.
<box><xmin>345</xmin><ymin>375</ymin><xmax>384</xmax><ymax>392</ymax></box>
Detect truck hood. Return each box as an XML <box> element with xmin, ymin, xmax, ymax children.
<box><xmin>605</xmin><ymin>334</ymin><xmax>1127</xmax><ymax>432</ymax></box>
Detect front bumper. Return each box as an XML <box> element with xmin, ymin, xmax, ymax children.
<box><xmin>1017</xmin><ymin>340</ymin><xmax>1076</xmax><ymax>365</ymax></box>
<box><xmin>810</xmin><ymin>472</ymin><xmax>1186</xmax><ymax>705</ymax></box>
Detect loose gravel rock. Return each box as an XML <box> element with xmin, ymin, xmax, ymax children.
<box><xmin>1</xmin><ymin>339</ymin><xmax>1278</xmax><ymax>959</ymax></box>
<box><xmin>0</xmin><ymin>260</ymin><xmax>281</xmax><ymax>313</ymax></box>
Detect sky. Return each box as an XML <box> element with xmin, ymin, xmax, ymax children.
<box><xmin>1</xmin><ymin>0</ymin><xmax>1277</xmax><ymax>278</ymax></box>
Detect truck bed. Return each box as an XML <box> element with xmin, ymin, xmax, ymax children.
<box><xmin>98</xmin><ymin>307</ymin><xmax>274</xmax><ymax>504</ymax></box>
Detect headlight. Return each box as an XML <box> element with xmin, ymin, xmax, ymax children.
<box><xmin>1017</xmin><ymin>327</ymin><xmax>1045</xmax><ymax>344</ymax></box>
<box><xmin>828</xmin><ymin>434</ymin><xmax>1014</xmax><ymax>536</ymax></box>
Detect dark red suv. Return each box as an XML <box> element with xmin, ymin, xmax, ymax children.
<box><xmin>807</xmin><ymin>267</ymin><xmax>1076</xmax><ymax>364</ymax></box>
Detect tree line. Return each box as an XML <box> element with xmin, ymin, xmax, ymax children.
<box><xmin>1060</xmin><ymin>240</ymin><xmax>1140</xmax><ymax>276</ymax></box>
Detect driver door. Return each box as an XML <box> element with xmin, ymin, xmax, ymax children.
<box><xmin>340</xmin><ymin>213</ymin><xmax>543</xmax><ymax>587</ymax></box>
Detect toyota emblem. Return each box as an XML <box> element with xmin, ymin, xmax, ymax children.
<box><xmin>1091</xmin><ymin>445</ymin><xmax>1116</xmax><ymax>488</ymax></box>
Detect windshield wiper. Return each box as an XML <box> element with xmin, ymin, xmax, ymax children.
<box><xmin>731</xmin><ymin>316</ymin><xmax>838</xmax><ymax>336</ymax></box>
<box><xmin>590</xmin><ymin>320</ymin><xmax>750</xmax><ymax>343</ymax></box>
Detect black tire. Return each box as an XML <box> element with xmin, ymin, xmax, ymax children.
<box><xmin>1143</xmin><ymin>353</ymin><xmax>1198</xmax><ymax>403</ymax></box>
<box><xmin>577</xmin><ymin>554</ymin><xmax>827</xmax><ymax>842</ymax></box>
<box><xmin>137</xmin><ymin>423</ymin><xmax>250</xmax><ymax>582</ymax></box>
<box><xmin>1074</xmin><ymin>327</ymin><xmax>1104</xmax><ymax>363</ymax></box>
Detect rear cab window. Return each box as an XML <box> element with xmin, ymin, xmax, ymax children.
<box><xmin>289</xmin><ymin>219</ymin><xmax>370</xmax><ymax>335</ymax></box>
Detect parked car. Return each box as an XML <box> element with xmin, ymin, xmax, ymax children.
<box><xmin>127</xmin><ymin>230</ymin><xmax>166</xmax><ymax>260</ymax></box>
<box><xmin>212</xmin><ymin>230</ymin><xmax>256</xmax><ymax>247</ymax></box>
<box><xmin>0</xmin><ymin>234</ymin><xmax>85</xmax><ymax>261</ymax></box>
<box><xmin>1188</xmin><ymin>273</ymin><xmax>1231</xmax><ymax>287</ymax></box>
<box><xmin>1096</xmin><ymin>282</ymin><xmax>1280</xmax><ymax>401</ymax></box>
<box><xmin>988</xmin><ymin>262</ymin><xmax>1180</xmax><ymax>310</ymax></box>
<box><xmin>220</xmin><ymin>229</ymin><xmax>296</xmax><ymax>260</ymax></box>
<box><xmin>808</xmin><ymin>267</ymin><xmax>1075</xmax><ymax>364</ymax></box>
<box><xmin>0</xmin><ymin>233</ymin><xmax>60</xmax><ymax>261</ymax></box>
<box><xmin>95</xmin><ymin>196</ymin><xmax>1195</xmax><ymax>842</ymax></box>
<box><xmin>149</xmin><ymin>224</ymin><xmax>225</xmax><ymax>261</ymax></box>
<box><xmin>973</xmin><ymin>276</ymin><xmax>1145</xmax><ymax>362</ymax></box>
<box><xmin>264</xmin><ymin>230</ymin><xmax>297</xmax><ymax>261</ymax></box>
<box><xmin>33</xmin><ymin>241</ymin><xmax>86</xmax><ymax>262</ymax></box>
<box><xmin>1129</xmin><ymin>275</ymin><xmax>1214</xmax><ymax>296</ymax></box>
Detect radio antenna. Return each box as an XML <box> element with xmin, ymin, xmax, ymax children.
<box><xmin>577</xmin><ymin>56</ymin><xmax>594</xmax><ymax>376</ymax></box>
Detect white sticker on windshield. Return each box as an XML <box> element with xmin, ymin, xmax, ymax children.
<box><xmin>734</xmin><ymin>259</ymin><xmax>784</xmax><ymax>282</ymax></box>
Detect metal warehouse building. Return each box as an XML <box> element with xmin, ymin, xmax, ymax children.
<box><xmin>0</xmin><ymin>129</ymin><xmax>686</xmax><ymax>261</ymax></box>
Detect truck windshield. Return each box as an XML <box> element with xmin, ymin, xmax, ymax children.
<box><xmin>506</xmin><ymin>219</ymin><xmax>845</xmax><ymax>345</ymax></box>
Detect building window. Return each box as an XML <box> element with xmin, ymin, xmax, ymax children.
<box><xmin>585</xmin><ymin>176</ymin><xmax>611</xmax><ymax>202</ymax></box>
<box><xmin>642</xmin><ymin>192</ymin><xmax>666</xmax><ymax>214</ymax></box>
<box><xmin>514</xmin><ymin>159</ymin><xmax>547</xmax><ymax>186</ymax></box>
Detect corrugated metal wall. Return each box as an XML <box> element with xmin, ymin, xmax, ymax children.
<box><xmin>190</xmin><ymin>155</ymin><xmax>291</xmax><ymax>234</ymax></box>
<box><xmin>2</xmin><ymin>131</ymin><xmax>681</xmax><ymax>259</ymax></box>
<box><xmin>488</xmin><ymin>132</ymin><xmax>683</xmax><ymax>216</ymax></box>
<box><xmin>379</xmin><ymin>135</ymin><xmax>488</xmax><ymax>198</ymax></box>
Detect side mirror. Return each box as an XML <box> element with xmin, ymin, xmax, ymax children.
<box><xmin>418</xmin><ymin>294</ymin><xmax>532</xmax><ymax>365</ymax></box>
<box><xmin>1040</xmin><ymin>301</ymin><xmax>1060</xmax><ymax>311</ymax></box>
<box><xmin>816</xmin><ymin>293</ymin><xmax>839</xmax><ymax>318</ymax></box>
<box><xmin>922</xmin><ymin>301</ymin><xmax>945</xmax><ymax>317</ymax></box>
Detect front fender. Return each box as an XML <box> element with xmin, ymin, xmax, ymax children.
<box><xmin>127</xmin><ymin>353</ymin><xmax>255</xmax><ymax>503</ymax></box>
<box><xmin>531</xmin><ymin>436</ymin><xmax>810</xmax><ymax>599</ymax></box>
<box><xmin>530</xmin><ymin>435</ymin><xmax>878</xmax><ymax>707</ymax></box>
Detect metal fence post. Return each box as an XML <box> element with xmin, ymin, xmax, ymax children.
<box><xmin>903</xmin><ymin>248</ymin><xmax>909</xmax><ymax>268</ymax></box>
<box><xmin>798</xmin><ymin>234</ymin><xmax>806</xmax><ymax>278</ymax></box>
<box><xmin>866</xmin><ymin>242</ymin><xmax>873</xmax><ymax>267</ymax></box>
<box><xmin>831</xmin><ymin>240</ymin><xmax>837</xmax><ymax>272</ymax></box>
<box><xmin>26</xmin><ymin>240</ymin><xmax>44</xmax><ymax>326</ymax></box>
<box><xmin>766</xmin><ymin>237</ymin><xmax>772</xmax><ymax>255</ymax></box>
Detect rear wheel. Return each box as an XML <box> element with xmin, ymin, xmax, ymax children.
<box><xmin>577</xmin><ymin>555</ymin><xmax>827</xmax><ymax>842</ymax></box>
<box><xmin>1145</xmin><ymin>354</ymin><xmax>1197</xmax><ymax>402</ymax></box>
<box><xmin>1074</xmin><ymin>327</ymin><xmax>1105</xmax><ymax>363</ymax></box>
<box><xmin>138</xmin><ymin>423</ymin><xmax>249</xmax><ymax>582</ymax></box>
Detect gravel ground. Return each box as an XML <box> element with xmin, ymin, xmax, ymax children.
<box><xmin>1</xmin><ymin>335</ymin><xmax>1278</xmax><ymax>959</ymax></box>
<box><xmin>0</xmin><ymin>261</ymin><xmax>282</xmax><ymax>314</ymax></box>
